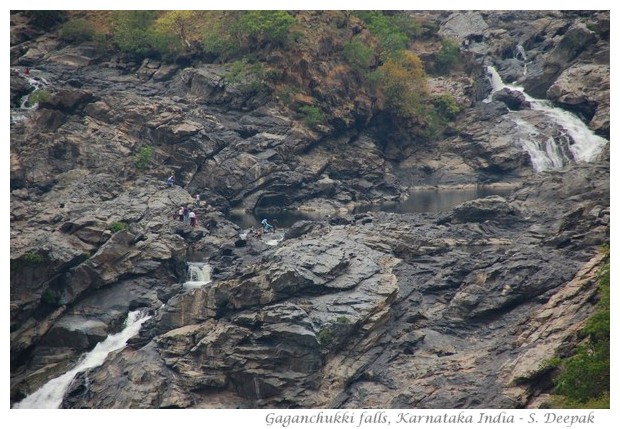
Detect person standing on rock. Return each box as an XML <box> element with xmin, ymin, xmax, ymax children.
<box><xmin>166</xmin><ymin>174</ymin><xmax>175</xmax><ymax>187</ymax></box>
<box><xmin>261</xmin><ymin>218</ymin><xmax>274</xmax><ymax>233</ymax></box>
<box><xmin>183</xmin><ymin>206</ymin><xmax>190</xmax><ymax>224</ymax></box>
<box><xmin>178</xmin><ymin>207</ymin><xmax>184</xmax><ymax>222</ymax></box>
<box><xmin>189</xmin><ymin>210</ymin><xmax>196</xmax><ymax>227</ymax></box>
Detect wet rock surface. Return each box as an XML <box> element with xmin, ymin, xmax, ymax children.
<box><xmin>10</xmin><ymin>11</ymin><xmax>609</xmax><ymax>409</ymax></box>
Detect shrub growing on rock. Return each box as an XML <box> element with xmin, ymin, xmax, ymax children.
<box><xmin>59</xmin><ymin>18</ymin><xmax>96</xmax><ymax>43</ymax></box>
<box><xmin>25</xmin><ymin>89</ymin><xmax>51</xmax><ymax>108</ymax></box>
<box><xmin>225</xmin><ymin>59</ymin><xmax>266</xmax><ymax>94</ymax></box>
<box><xmin>435</xmin><ymin>38</ymin><xmax>461</xmax><ymax>74</ymax></box>
<box><xmin>317</xmin><ymin>328</ymin><xmax>335</xmax><ymax>346</ymax></box>
<box><xmin>235</xmin><ymin>11</ymin><xmax>295</xmax><ymax>47</ymax></box>
<box><xmin>41</xmin><ymin>288</ymin><xmax>61</xmax><ymax>306</ymax></box>
<box><xmin>374</xmin><ymin>51</ymin><xmax>427</xmax><ymax>118</ymax></box>
<box><xmin>25</xmin><ymin>11</ymin><xmax>67</xmax><ymax>29</ymax></box>
<box><xmin>343</xmin><ymin>37</ymin><xmax>374</xmax><ymax>73</ymax></box>
<box><xmin>134</xmin><ymin>145</ymin><xmax>153</xmax><ymax>170</ymax></box>
<box><xmin>23</xmin><ymin>252</ymin><xmax>44</xmax><ymax>264</ymax></box>
<box><xmin>298</xmin><ymin>105</ymin><xmax>325</xmax><ymax>127</ymax></box>
<box><xmin>112</xmin><ymin>11</ymin><xmax>181</xmax><ymax>59</ymax></box>
<box><xmin>548</xmin><ymin>245</ymin><xmax>609</xmax><ymax>408</ymax></box>
<box><xmin>110</xmin><ymin>221</ymin><xmax>128</xmax><ymax>233</ymax></box>
<box><xmin>352</xmin><ymin>11</ymin><xmax>418</xmax><ymax>59</ymax></box>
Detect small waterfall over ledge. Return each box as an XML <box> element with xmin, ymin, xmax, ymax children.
<box><xmin>13</xmin><ymin>309</ymin><xmax>151</xmax><ymax>409</ymax></box>
<box><xmin>11</xmin><ymin>67</ymin><xmax>50</xmax><ymax>124</ymax></box>
<box><xmin>184</xmin><ymin>262</ymin><xmax>212</xmax><ymax>289</ymax></box>
<box><xmin>484</xmin><ymin>66</ymin><xmax>608</xmax><ymax>172</ymax></box>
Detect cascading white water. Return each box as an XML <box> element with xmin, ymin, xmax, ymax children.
<box><xmin>184</xmin><ymin>262</ymin><xmax>212</xmax><ymax>289</ymax></box>
<box><xmin>515</xmin><ymin>44</ymin><xmax>527</xmax><ymax>77</ymax></box>
<box><xmin>484</xmin><ymin>66</ymin><xmax>608</xmax><ymax>171</ymax></box>
<box><xmin>511</xmin><ymin>118</ymin><xmax>567</xmax><ymax>171</ymax></box>
<box><xmin>13</xmin><ymin>309</ymin><xmax>151</xmax><ymax>409</ymax></box>
<box><xmin>11</xmin><ymin>68</ymin><xmax>50</xmax><ymax>124</ymax></box>
<box><xmin>515</xmin><ymin>44</ymin><xmax>527</xmax><ymax>61</ymax></box>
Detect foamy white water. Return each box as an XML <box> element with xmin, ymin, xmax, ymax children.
<box><xmin>484</xmin><ymin>66</ymin><xmax>608</xmax><ymax>170</ymax></box>
<box><xmin>14</xmin><ymin>310</ymin><xmax>151</xmax><ymax>409</ymax></box>
<box><xmin>184</xmin><ymin>262</ymin><xmax>212</xmax><ymax>289</ymax></box>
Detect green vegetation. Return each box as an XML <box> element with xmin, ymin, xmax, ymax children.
<box><xmin>23</xmin><ymin>252</ymin><xmax>44</xmax><ymax>264</ymax></box>
<box><xmin>11</xmin><ymin>251</ymin><xmax>46</xmax><ymax>273</ymax></box>
<box><xmin>51</xmin><ymin>10</ymin><xmax>464</xmax><ymax>140</ymax></box>
<box><xmin>110</xmin><ymin>221</ymin><xmax>128</xmax><ymax>233</ymax></box>
<box><xmin>352</xmin><ymin>11</ymin><xmax>421</xmax><ymax>60</ymax></box>
<box><xmin>434</xmin><ymin>38</ymin><xmax>461</xmax><ymax>74</ymax></box>
<box><xmin>154</xmin><ymin>10</ymin><xmax>197</xmax><ymax>49</ymax></box>
<box><xmin>547</xmin><ymin>246</ymin><xmax>610</xmax><ymax>408</ymax></box>
<box><xmin>112</xmin><ymin>11</ymin><xmax>158</xmax><ymax>56</ymax></box>
<box><xmin>25</xmin><ymin>11</ymin><xmax>67</xmax><ymax>29</ymax></box>
<box><xmin>277</xmin><ymin>85</ymin><xmax>303</xmax><ymax>106</ymax></box>
<box><xmin>343</xmin><ymin>37</ymin><xmax>374</xmax><ymax>74</ymax></box>
<box><xmin>235</xmin><ymin>11</ymin><xmax>295</xmax><ymax>47</ymax></box>
<box><xmin>432</xmin><ymin>94</ymin><xmax>462</xmax><ymax>120</ymax></box>
<box><xmin>108</xmin><ymin>11</ymin><xmax>292</xmax><ymax>60</ymax></box>
<box><xmin>59</xmin><ymin>18</ymin><xmax>96</xmax><ymax>43</ymax></box>
<box><xmin>336</xmin><ymin>316</ymin><xmax>351</xmax><ymax>324</ymax></box>
<box><xmin>317</xmin><ymin>328</ymin><xmax>335</xmax><ymax>346</ymax></box>
<box><xmin>373</xmin><ymin>51</ymin><xmax>427</xmax><ymax>118</ymax></box>
<box><xmin>201</xmin><ymin>11</ymin><xmax>294</xmax><ymax>61</ymax></box>
<box><xmin>26</xmin><ymin>89</ymin><xmax>51</xmax><ymax>108</ymax></box>
<box><xmin>111</xmin><ymin>11</ymin><xmax>181</xmax><ymax>59</ymax></box>
<box><xmin>134</xmin><ymin>145</ymin><xmax>154</xmax><ymax>170</ymax></box>
<box><xmin>298</xmin><ymin>105</ymin><xmax>325</xmax><ymax>127</ymax></box>
<box><xmin>225</xmin><ymin>59</ymin><xmax>266</xmax><ymax>94</ymax></box>
<box><xmin>201</xmin><ymin>13</ymin><xmax>241</xmax><ymax>61</ymax></box>
<box><xmin>42</xmin><ymin>288</ymin><xmax>61</xmax><ymax>306</ymax></box>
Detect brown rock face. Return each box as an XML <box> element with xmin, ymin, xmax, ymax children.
<box><xmin>10</xmin><ymin>11</ymin><xmax>608</xmax><ymax>409</ymax></box>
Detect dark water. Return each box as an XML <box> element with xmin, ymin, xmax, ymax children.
<box><xmin>229</xmin><ymin>187</ymin><xmax>514</xmax><ymax>229</ymax></box>
<box><xmin>229</xmin><ymin>209</ymin><xmax>328</xmax><ymax>230</ymax></box>
<box><xmin>354</xmin><ymin>187</ymin><xmax>514</xmax><ymax>215</ymax></box>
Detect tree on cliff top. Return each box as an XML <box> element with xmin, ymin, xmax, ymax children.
<box><xmin>374</xmin><ymin>51</ymin><xmax>427</xmax><ymax>118</ymax></box>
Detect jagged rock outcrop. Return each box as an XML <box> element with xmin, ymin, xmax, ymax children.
<box><xmin>10</xmin><ymin>10</ymin><xmax>609</xmax><ymax>409</ymax></box>
<box><xmin>547</xmin><ymin>64</ymin><xmax>610</xmax><ymax>137</ymax></box>
<box><xmin>58</xmin><ymin>160</ymin><xmax>609</xmax><ymax>409</ymax></box>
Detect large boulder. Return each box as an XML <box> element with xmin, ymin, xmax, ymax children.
<box><xmin>439</xmin><ymin>11</ymin><xmax>489</xmax><ymax>43</ymax></box>
<box><xmin>547</xmin><ymin>64</ymin><xmax>609</xmax><ymax>137</ymax></box>
<box><xmin>443</xmin><ymin>195</ymin><xmax>522</xmax><ymax>224</ymax></box>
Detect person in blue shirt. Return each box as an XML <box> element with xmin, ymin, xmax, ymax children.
<box><xmin>261</xmin><ymin>218</ymin><xmax>274</xmax><ymax>233</ymax></box>
<box><xmin>166</xmin><ymin>175</ymin><xmax>175</xmax><ymax>187</ymax></box>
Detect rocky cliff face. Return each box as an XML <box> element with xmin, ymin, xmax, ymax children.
<box><xmin>10</xmin><ymin>10</ymin><xmax>609</xmax><ymax>408</ymax></box>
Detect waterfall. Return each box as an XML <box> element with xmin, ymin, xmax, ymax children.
<box><xmin>515</xmin><ymin>44</ymin><xmax>527</xmax><ymax>76</ymax></box>
<box><xmin>515</xmin><ymin>44</ymin><xmax>527</xmax><ymax>61</ymax></box>
<box><xmin>512</xmin><ymin>118</ymin><xmax>568</xmax><ymax>171</ymax></box>
<box><xmin>13</xmin><ymin>309</ymin><xmax>151</xmax><ymax>409</ymax></box>
<box><xmin>483</xmin><ymin>66</ymin><xmax>505</xmax><ymax>102</ymax></box>
<box><xmin>11</xmin><ymin>68</ymin><xmax>50</xmax><ymax>124</ymax></box>
<box><xmin>184</xmin><ymin>262</ymin><xmax>212</xmax><ymax>289</ymax></box>
<box><xmin>483</xmin><ymin>66</ymin><xmax>608</xmax><ymax>171</ymax></box>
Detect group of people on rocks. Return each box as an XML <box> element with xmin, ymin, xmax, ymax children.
<box><xmin>166</xmin><ymin>174</ymin><xmax>201</xmax><ymax>227</ymax></box>
<box><xmin>166</xmin><ymin>174</ymin><xmax>279</xmax><ymax>235</ymax></box>
<box><xmin>178</xmin><ymin>205</ymin><xmax>197</xmax><ymax>227</ymax></box>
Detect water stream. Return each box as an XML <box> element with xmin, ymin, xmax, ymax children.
<box><xmin>484</xmin><ymin>66</ymin><xmax>608</xmax><ymax>171</ymax></box>
<box><xmin>184</xmin><ymin>262</ymin><xmax>212</xmax><ymax>289</ymax></box>
<box><xmin>13</xmin><ymin>309</ymin><xmax>151</xmax><ymax>409</ymax></box>
<box><xmin>11</xmin><ymin>67</ymin><xmax>50</xmax><ymax>124</ymax></box>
